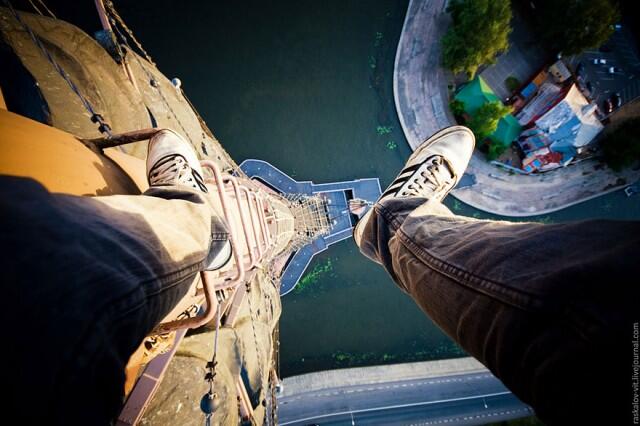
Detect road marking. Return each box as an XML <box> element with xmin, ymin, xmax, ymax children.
<box><xmin>279</xmin><ymin>391</ymin><xmax>513</xmax><ymax>425</ymax></box>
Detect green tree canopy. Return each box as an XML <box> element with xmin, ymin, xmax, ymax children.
<box><xmin>602</xmin><ymin>118</ymin><xmax>640</xmax><ymax>171</ymax></box>
<box><xmin>449</xmin><ymin>99</ymin><xmax>466</xmax><ymax>118</ymax></box>
<box><xmin>442</xmin><ymin>0</ymin><xmax>512</xmax><ymax>79</ymax></box>
<box><xmin>534</xmin><ymin>0</ymin><xmax>619</xmax><ymax>55</ymax></box>
<box><xmin>467</xmin><ymin>101</ymin><xmax>512</xmax><ymax>141</ymax></box>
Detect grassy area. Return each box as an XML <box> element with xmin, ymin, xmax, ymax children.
<box><xmin>294</xmin><ymin>258</ymin><xmax>334</xmax><ymax>294</ymax></box>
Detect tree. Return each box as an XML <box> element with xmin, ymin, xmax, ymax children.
<box><xmin>442</xmin><ymin>0</ymin><xmax>512</xmax><ymax>79</ymax></box>
<box><xmin>534</xmin><ymin>0</ymin><xmax>619</xmax><ymax>55</ymax></box>
<box><xmin>467</xmin><ymin>101</ymin><xmax>512</xmax><ymax>141</ymax></box>
<box><xmin>601</xmin><ymin>118</ymin><xmax>640</xmax><ymax>171</ymax></box>
<box><xmin>486</xmin><ymin>140</ymin><xmax>508</xmax><ymax>161</ymax></box>
<box><xmin>505</xmin><ymin>76</ymin><xmax>520</xmax><ymax>93</ymax></box>
<box><xmin>449</xmin><ymin>99</ymin><xmax>466</xmax><ymax>119</ymax></box>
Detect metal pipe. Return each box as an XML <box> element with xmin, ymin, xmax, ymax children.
<box><xmin>94</xmin><ymin>0</ymin><xmax>112</xmax><ymax>31</ymax></box>
<box><xmin>81</xmin><ymin>128</ymin><xmax>160</xmax><ymax>150</ymax></box>
<box><xmin>256</xmin><ymin>193</ymin><xmax>272</xmax><ymax>245</ymax></box>
<box><xmin>224</xmin><ymin>176</ymin><xmax>257</xmax><ymax>268</ymax></box>
<box><xmin>241</xmin><ymin>187</ymin><xmax>265</xmax><ymax>259</ymax></box>
<box><xmin>150</xmin><ymin>271</ymin><xmax>218</xmax><ymax>335</ymax></box>
<box><xmin>94</xmin><ymin>0</ymin><xmax>140</xmax><ymax>92</ymax></box>
<box><xmin>200</xmin><ymin>160</ymin><xmax>245</xmax><ymax>291</ymax></box>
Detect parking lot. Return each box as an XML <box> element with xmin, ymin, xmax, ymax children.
<box><xmin>566</xmin><ymin>26</ymin><xmax>640</xmax><ymax>115</ymax></box>
<box><xmin>479</xmin><ymin>12</ymin><xmax>548</xmax><ymax>100</ymax></box>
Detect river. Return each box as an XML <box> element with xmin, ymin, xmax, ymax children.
<box><xmin>104</xmin><ymin>0</ymin><xmax>640</xmax><ymax>377</ymax></box>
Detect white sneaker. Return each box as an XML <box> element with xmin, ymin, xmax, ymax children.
<box><xmin>206</xmin><ymin>240</ymin><xmax>232</xmax><ymax>271</ymax></box>
<box><xmin>146</xmin><ymin>129</ymin><xmax>208</xmax><ymax>192</ymax></box>
<box><xmin>147</xmin><ymin>129</ymin><xmax>232</xmax><ymax>270</ymax></box>
<box><xmin>354</xmin><ymin>126</ymin><xmax>475</xmax><ymax>246</ymax></box>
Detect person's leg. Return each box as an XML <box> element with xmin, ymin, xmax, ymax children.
<box><xmin>354</xmin><ymin>127</ymin><xmax>640</xmax><ymax>424</ymax></box>
<box><xmin>0</xmin><ymin>130</ymin><xmax>229</xmax><ymax>424</ymax></box>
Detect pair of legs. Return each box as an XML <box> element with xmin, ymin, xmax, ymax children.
<box><xmin>2</xmin><ymin>127</ymin><xmax>636</xmax><ymax>424</ymax></box>
<box><xmin>354</xmin><ymin>127</ymin><xmax>639</xmax><ymax>424</ymax></box>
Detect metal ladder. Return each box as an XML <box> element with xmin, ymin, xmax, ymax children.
<box><xmin>91</xmin><ymin>129</ymin><xmax>279</xmax><ymax>425</ymax></box>
<box><xmin>151</xmin><ymin>159</ymin><xmax>276</xmax><ymax>335</ymax></box>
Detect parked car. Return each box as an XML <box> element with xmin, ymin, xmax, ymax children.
<box><xmin>593</xmin><ymin>58</ymin><xmax>607</xmax><ymax>65</ymax></box>
<box><xmin>609</xmin><ymin>66</ymin><xmax>623</xmax><ymax>74</ymax></box>
<box><xmin>603</xmin><ymin>98</ymin><xmax>614</xmax><ymax>114</ymax></box>
<box><xmin>612</xmin><ymin>93</ymin><xmax>622</xmax><ymax>108</ymax></box>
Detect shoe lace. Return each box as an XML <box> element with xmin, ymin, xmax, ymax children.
<box><xmin>403</xmin><ymin>157</ymin><xmax>453</xmax><ymax>196</ymax></box>
<box><xmin>149</xmin><ymin>154</ymin><xmax>207</xmax><ymax>192</ymax></box>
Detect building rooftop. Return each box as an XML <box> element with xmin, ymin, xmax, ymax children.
<box><xmin>455</xmin><ymin>76</ymin><xmax>522</xmax><ymax>146</ymax></box>
<box><xmin>535</xmin><ymin>84</ymin><xmax>603</xmax><ymax>150</ymax></box>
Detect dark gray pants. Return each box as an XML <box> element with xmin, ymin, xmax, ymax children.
<box><xmin>356</xmin><ymin>196</ymin><xmax>640</xmax><ymax>424</ymax></box>
<box><xmin>0</xmin><ymin>176</ymin><xmax>228</xmax><ymax>425</ymax></box>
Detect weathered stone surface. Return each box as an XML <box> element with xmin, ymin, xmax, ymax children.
<box><xmin>142</xmin><ymin>271</ymin><xmax>281</xmax><ymax>425</ymax></box>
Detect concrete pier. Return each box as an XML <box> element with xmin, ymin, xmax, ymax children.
<box><xmin>239</xmin><ymin>159</ymin><xmax>381</xmax><ymax>295</ymax></box>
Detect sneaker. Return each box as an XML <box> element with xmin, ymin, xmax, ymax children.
<box><xmin>353</xmin><ymin>126</ymin><xmax>475</xmax><ymax>245</ymax></box>
<box><xmin>146</xmin><ymin>129</ymin><xmax>208</xmax><ymax>192</ymax></box>
<box><xmin>147</xmin><ymin>129</ymin><xmax>232</xmax><ymax>270</ymax></box>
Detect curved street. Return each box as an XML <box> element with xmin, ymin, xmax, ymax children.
<box><xmin>393</xmin><ymin>0</ymin><xmax>640</xmax><ymax>217</ymax></box>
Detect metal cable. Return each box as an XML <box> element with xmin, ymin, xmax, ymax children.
<box><xmin>36</xmin><ymin>0</ymin><xmax>55</xmax><ymax>18</ymax></box>
<box><xmin>104</xmin><ymin>0</ymin><xmax>261</xmax><ymax>185</ymax></box>
<box><xmin>246</xmin><ymin>283</ymin><xmax>266</xmax><ymax>425</ymax></box>
<box><xmin>202</xmin><ymin>303</ymin><xmax>221</xmax><ymax>425</ymax></box>
<box><xmin>26</xmin><ymin>0</ymin><xmax>42</xmax><ymax>15</ymax></box>
<box><xmin>104</xmin><ymin>0</ymin><xmax>154</xmax><ymax>65</ymax></box>
<box><xmin>2</xmin><ymin>0</ymin><xmax>112</xmax><ymax>136</ymax></box>
<box><xmin>108</xmin><ymin>21</ymin><xmax>196</xmax><ymax>141</ymax></box>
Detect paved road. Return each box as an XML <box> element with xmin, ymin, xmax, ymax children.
<box><xmin>278</xmin><ymin>372</ymin><xmax>532</xmax><ymax>425</ymax></box>
<box><xmin>393</xmin><ymin>0</ymin><xmax>640</xmax><ymax>216</ymax></box>
<box><xmin>394</xmin><ymin>0</ymin><xmax>453</xmax><ymax>143</ymax></box>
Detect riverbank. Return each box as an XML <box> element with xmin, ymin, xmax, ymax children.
<box><xmin>279</xmin><ymin>358</ymin><xmax>532</xmax><ymax>425</ymax></box>
<box><xmin>393</xmin><ymin>0</ymin><xmax>640</xmax><ymax>217</ymax></box>
<box><xmin>282</xmin><ymin>357</ymin><xmax>484</xmax><ymax>395</ymax></box>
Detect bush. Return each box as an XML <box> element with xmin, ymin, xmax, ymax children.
<box><xmin>467</xmin><ymin>101</ymin><xmax>512</xmax><ymax>141</ymax></box>
<box><xmin>534</xmin><ymin>0</ymin><xmax>619</xmax><ymax>56</ymax></box>
<box><xmin>505</xmin><ymin>76</ymin><xmax>520</xmax><ymax>93</ymax></box>
<box><xmin>449</xmin><ymin>99</ymin><xmax>466</xmax><ymax>118</ymax></box>
<box><xmin>486</xmin><ymin>140</ymin><xmax>508</xmax><ymax>161</ymax></box>
<box><xmin>602</xmin><ymin>118</ymin><xmax>640</xmax><ymax>171</ymax></box>
<box><xmin>441</xmin><ymin>0</ymin><xmax>512</xmax><ymax>79</ymax></box>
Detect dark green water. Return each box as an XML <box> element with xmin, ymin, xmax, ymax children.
<box><xmin>105</xmin><ymin>0</ymin><xmax>640</xmax><ymax>378</ymax></box>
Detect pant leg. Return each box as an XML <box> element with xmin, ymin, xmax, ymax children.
<box><xmin>357</xmin><ymin>197</ymin><xmax>640</xmax><ymax>425</ymax></box>
<box><xmin>0</xmin><ymin>176</ymin><xmax>229</xmax><ymax>425</ymax></box>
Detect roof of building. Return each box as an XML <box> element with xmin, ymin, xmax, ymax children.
<box><xmin>491</xmin><ymin>114</ymin><xmax>522</xmax><ymax>147</ymax></box>
<box><xmin>515</xmin><ymin>81</ymin><xmax>563</xmax><ymax>125</ymax></box>
<box><xmin>548</xmin><ymin>60</ymin><xmax>571</xmax><ymax>83</ymax></box>
<box><xmin>535</xmin><ymin>84</ymin><xmax>603</xmax><ymax>149</ymax></box>
<box><xmin>455</xmin><ymin>76</ymin><xmax>500</xmax><ymax>114</ymax></box>
<box><xmin>456</xmin><ymin>77</ymin><xmax>522</xmax><ymax>146</ymax></box>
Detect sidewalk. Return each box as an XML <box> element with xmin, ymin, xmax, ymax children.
<box><xmin>282</xmin><ymin>357</ymin><xmax>485</xmax><ymax>396</ymax></box>
<box><xmin>393</xmin><ymin>0</ymin><xmax>640</xmax><ymax>217</ymax></box>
